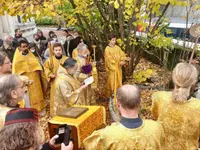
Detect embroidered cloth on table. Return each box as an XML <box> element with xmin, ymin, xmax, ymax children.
<box><xmin>48</xmin><ymin>105</ymin><xmax>106</xmax><ymax>148</ymax></box>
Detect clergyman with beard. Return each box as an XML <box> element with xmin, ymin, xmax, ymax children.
<box><xmin>12</xmin><ymin>39</ymin><xmax>46</xmax><ymax>113</ymax></box>
<box><xmin>53</xmin><ymin>58</ymin><xmax>88</xmax><ymax>116</ymax></box>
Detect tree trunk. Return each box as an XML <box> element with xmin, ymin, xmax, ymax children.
<box><xmin>117</xmin><ymin>0</ymin><xmax>124</xmax><ymax>40</ymax></box>
<box><xmin>69</xmin><ymin>0</ymin><xmax>87</xmax><ymax>38</ymax></box>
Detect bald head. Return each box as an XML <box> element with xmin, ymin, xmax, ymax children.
<box><xmin>116</xmin><ymin>84</ymin><xmax>141</xmax><ymax>110</ymax></box>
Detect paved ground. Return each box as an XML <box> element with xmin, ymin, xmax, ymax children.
<box><xmin>37</xmin><ymin>27</ymin><xmax>66</xmax><ymax>40</ymax></box>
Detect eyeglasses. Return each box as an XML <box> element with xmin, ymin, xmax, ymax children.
<box><xmin>16</xmin><ymin>83</ymin><xmax>26</xmax><ymax>90</ymax></box>
<box><xmin>3</xmin><ymin>61</ymin><xmax>12</xmax><ymax>65</ymax></box>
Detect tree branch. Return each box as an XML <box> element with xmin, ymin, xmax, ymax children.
<box><xmin>94</xmin><ymin>0</ymin><xmax>108</xmax><ymax>22</ymax></box>
<box><xmin>150</xmin><ymin>2</ymin><xmax>170</xmax><ymax>34</ymax></box>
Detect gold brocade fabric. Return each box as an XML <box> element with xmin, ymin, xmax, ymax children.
<box><xmin>75</xmin><ymin>56</ymin><xmax>96</xmax><ymax>105</ymax></box>
<box><xmin>104</xmin><ymin>45</ymin><xmax>126</xmax><ymax>98</ymax></box>
<box><xmin>53</xmin><ymin>66</ymin><xmax>86</xmax><ymax>116</ymax></box>
<box><xmin>18</xmin><ymin>99</ymin><xmax>25</xmax><ymax>108</ymax></box>
<box><xmin>0</xmin><ymin>105</ymin><xmax>12</xmax><ymax>130</ymax></box>
<box><xmin>83</xmin><ymin>120</ymin><xmax>164</xmax><ymax>150</ymax></box>
<box><xmin>12</xmin><ymin>48</ymin><xmax>43</xmax><ymax>74</ymax></box>
<box><xmin>72</xmin><ymin>48</ymin><xmax>78</xmax><ymax>59</ymax></box>
<box><xmin>49</xmin><ymin>105</ymin><xmax>106</xmax><ymax>148</ymax></box>
<box><xmin>23</xmin><ymin>72</ymin><xmax>45</xmax><ymax>111</ymax></box>
<box><xmin>12</xmin><ymin>49</ymin><xmax>45</xmax><ymax>111</ymax></box>
<box><xmin>74</xmin><ymin>56</ymin><xmax>88</xmax><ymax>80</ymax></box>
<box><xmin>44</xmin><ymin>56</ymin><xmax>67</xmax><ymax>116</ymax></box>
<box><xmin>73</xmin><ymin>48</ymin><xmax>98</xmax><ymax>88</ymax></box>
<box><xmin>44</xmin><ymin>56</ymin><xmax>68</xmax><ymax>82</ymax></box>
<box><xmin>151</xmin><ymin>91</ymin><xmax>200</xmax><ymax>150</ymax></box>
<box><xmin>72</xmin><ymin>48</ymin><xmax>90</xmax><ymax>60</ymax></box>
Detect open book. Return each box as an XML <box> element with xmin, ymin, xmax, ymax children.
<box><xmin>58</xmin><ymin>107</ymin><xmax>89</xmax><ymax>118</ymax></box>
<box><xmin>84</xmin><ymin>76</ymin><xmax>94</xmax><ymax>85</ymax></box>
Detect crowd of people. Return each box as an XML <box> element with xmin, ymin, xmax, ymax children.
<box><xmin>0</xmin><ymin>27</ymin><xmax>200</xmax><ymax>150</ymax></box>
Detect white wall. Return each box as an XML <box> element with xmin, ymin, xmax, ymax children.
<box><xmin>0</xmin><ymin>14</ymin><xmax>37</xmax><ymax>42</ymax></box>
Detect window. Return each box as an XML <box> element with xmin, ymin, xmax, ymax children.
<box><xmin>17</xmin><ymin>15</ymin><xmax>21</xmax><ymax>23</ymax></box>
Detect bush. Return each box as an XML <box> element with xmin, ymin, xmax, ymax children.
<box><xmin>35</xmin><ymin>17</ymin><xmax>57</xmax><ymax>25</ymax></box>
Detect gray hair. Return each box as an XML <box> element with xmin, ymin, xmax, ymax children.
<box><xmin>116</xmin><ymin>84</ymin><xmax>141</xmax><ymax>109</ymax></box>
<box><xmin>0</xmin><ymin>52</ymin><xmax>7</xmax><ymax>66</ymax></box>
<box><xmin>0</xmin><ymin>74</ymin><xmax>20</xmax><ymax>106</ymax></box>
<box><xmin>62</xmin><ymin>58</ymin><xmax>77</xmax><ymax>69</ymax></box>
<box><xmin>4</xmin><ymin>35</ymin><xmax>11</xmax><ymax>41</ymax></box>
<box><xmin>77</xmin><ymin>43</ymin><xmax>87</xmax><ymax>51</ymax></box>
<box><xmin>4</xmin><ymin>35</ymin><xmax>13</xmax><ymax>47</ymax></box>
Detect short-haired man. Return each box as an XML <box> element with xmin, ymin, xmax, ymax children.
<box><xmin>83</xmin><ymin>84</ymin><xmax>164</xmax><ymax>150</ymax></box>
<box><xmin>0</xmin><ymin>74</ymin><xmax>25</xmax><ymax>129</ymax></box>
<box><xmin>12</xmin><ymin>39</ymin><xmax>45</xmax><ymax>112</ymax></box>
<box><xmin>33</xmin><ymin>33</ymin><xmax>47</xmax><ymax>58</ymax></box>
<box><xmin>13</xmin><ymin>28</ymin><xmax>27</xmax><ymax>49</ymax></box>
<box><xmin>53</xmin><ymin>58</ymin><xmax>87</xmax><ymax>116</ymax></box>
<box><xmin>104</xmin><ymin>35</ymin><xmax>130</xmax><ymax>98</ymax></box>
<box><xmin>14</xmin><ymin>28</ymin><xmax>23</xmax><ymax>40</ymax></box>
<box><xmin>0</xmin><ymin>52</ymin><xmax>12</xmax><ymax>75</ymax></box>
<box><xmin>44</xmin><ymin>43</ymin><xmax>67</xmax><ymax>116</ymax></box>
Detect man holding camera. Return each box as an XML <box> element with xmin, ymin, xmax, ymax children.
<box><xmin>0</xmin><ymin>108</ymin><xmax>74</xmax><ymax>150</ymax></box>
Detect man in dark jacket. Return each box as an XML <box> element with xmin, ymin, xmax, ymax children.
<box><xmin>0</xmin><ymin>38</ymin><xmax>3</xmax><ymax>47</ymax></box>
<box><xmin>13</xmin><ymin>28</ymin><xmax>27</xmax><ymax>49</ymax></box>
<box><xmin>64</xmin><ymin>34</ymin><xmax>74</xmax><ymax>57</ymax></box>
<box><xmin>33</xmin><ymin>33</ymin><xmax>47</xmax><ymax>58</ymax></box>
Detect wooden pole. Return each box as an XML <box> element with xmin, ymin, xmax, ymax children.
<box><xmin>91</xmin><ymin>45</ymin><xmax>98</xmax><ymax>89</ymax></box>
<box><xmin>48</xmin><ymin>42</ymin><xmax>54</xmax><ymax>71</ymax></box>
<box><xmin>189</xmin><ymin>36</ymin><xmax>199</xmax><ymax>64</ymax></box>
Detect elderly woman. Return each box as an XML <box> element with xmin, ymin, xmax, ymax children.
<box><xmin>0</xmin><ymin>108</ymin><xmax>73</xmax><ymax>150</ymax></box>
<box><xmin>151</xmin><ymin>62</ymin><xmax>200</xmax><ymax>150</ymax></box>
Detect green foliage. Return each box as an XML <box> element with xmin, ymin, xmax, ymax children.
<box><xmin>35</xmin><ymin>17</ymin><xmax>57</xmax><ymax>25</ymax></box>
<box><xmin>133</xmin><ymin>69</ymin><xmax>155</xmax><ymax>83</ymax></box>
<box><xmin>149</xmin><ymin>35</ymin><xmax>174</xmax><ymax>49</ymax></box>
<box><xmin>1</xmin><ymin>0</ymin><xmax>198</xmax><ymax>74</ymax></box>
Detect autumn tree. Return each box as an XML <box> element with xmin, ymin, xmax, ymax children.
<box><xmin>0</xmin><ymin>0</ymin><xmax>192</xmax><ymax>74</ymax></box>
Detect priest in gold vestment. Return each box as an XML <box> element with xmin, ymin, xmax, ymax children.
<box><xmin>151</xmin><ymin>63</ymin><xmax>200</xmax><ymax>150</ymax></box>
<box><xmin>53</xmin><ymin>58</ymin><xmax>88</xmax><ymax>116</ymax></box>
<box><xmin>104</xmin><ymin>35</ymin><xmax>130</xmax><ymax>98</ymax></box>
<box><xmin>44</xmin><ymin>43</ymin><xmax>67</xmax><ymax>116</ymax></box>
<box><xmin>72</xmin><ymin>48</ymin><xmax>78</xmax><ymax>59</ymax></box>
<box><xmin>74</xmin><ymin>43</ymin><xmax>96</xmax><ymax>105</ymax></box>
<box><xmin>84</xmin><ymin>85</ymin><xmax>164</xmax><ymax>150</ymax></box>
<box><xmin>12</xmin><ymin>39</ymin><xmax>45</xmax><ymax>111</ymax></box>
